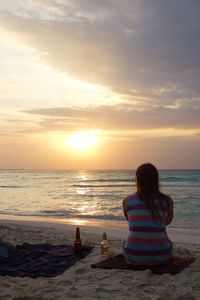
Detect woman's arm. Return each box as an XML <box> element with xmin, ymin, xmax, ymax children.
<box><xmin>165</xmin><ymin>196</ymin><xmax>174</xmax><ymax>225</ymax></box>
<box><xmin>123</xmin><ymin>197</ymin><xmax>129</xmax><ymax>221</ymax></box>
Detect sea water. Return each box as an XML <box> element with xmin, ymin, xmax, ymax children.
<box><xmin>0</xmin><ymin>169</ymin><xmax>199</xmax><ymax>229</ymax></box>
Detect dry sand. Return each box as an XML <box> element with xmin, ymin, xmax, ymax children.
<box><xmin>0</xmin><ymin>220</ymin><xmax>199</xmax><ymax>300</ymax></box>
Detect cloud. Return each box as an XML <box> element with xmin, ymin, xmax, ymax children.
<box><xmin>23</xmin><ymin>101</ymin><xmax>200</xmax><ymax>132</ymax></box>
<box><xmin>1</xmin><ymin>0</ymin><xmax>200</xmax><ymax>108</ymax></box>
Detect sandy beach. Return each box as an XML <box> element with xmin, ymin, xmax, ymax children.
<box><xmin>0</xmin><ymin>218</ymin><xmax>200</xmax><ymax>300</ymax></box>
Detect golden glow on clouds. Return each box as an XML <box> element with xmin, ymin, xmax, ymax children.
<box><xmin>0</xmin><ymin>28</ymin><xmax>123</xmax><ymax>111</ymax></box>
<box><xmin>67</xmin><ymin>130</ymin><xmax>99</xmax><ymax>151</ymax></box>
<box><xmin>34</xmin><ymin>128</ymin><xmax>199</xmax><ymax>155</ymax></box>
<box><xmin>94</xmin><ymin>128</ymin><xmax>200</xmax><ymax>141</ymax></box>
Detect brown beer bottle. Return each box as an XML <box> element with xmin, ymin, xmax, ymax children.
<box><xmin>74</xmin><ymin>227</ymin><xmax>82</xmax><ymax>253</ymax></box>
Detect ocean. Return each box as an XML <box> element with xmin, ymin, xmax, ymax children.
<box><xmin>0</xmin><ymin>169</ymin><xmax>199</xmax><ymax>229</ymax></box>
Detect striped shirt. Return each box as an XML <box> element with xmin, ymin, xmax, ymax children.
<box><xmin>123</xmin><ymin>193</ymin><xmax>172</xmax><ymax>266</ymax></box>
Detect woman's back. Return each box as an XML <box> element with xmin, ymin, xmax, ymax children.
<box><xmin>123</xmin><ymin>194</ymin><xmax>172</xmax><ymax>266</ymax></box>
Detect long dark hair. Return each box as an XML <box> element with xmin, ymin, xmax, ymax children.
<box><xmin>136</xmin><ymin>163</ymin><xmax>169</xmax><ymax>216</ymax></box>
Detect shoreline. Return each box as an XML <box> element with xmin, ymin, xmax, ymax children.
<box><xmin>0</xmin><ymin>214</ymin><xmax>199</xmax><ymax>244</ymax></box>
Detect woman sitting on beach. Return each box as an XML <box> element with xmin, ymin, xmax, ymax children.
<box><xmin>123</xmin><ymin>163</ymin><xmax>174</xmax><ymax>266</ymax></box>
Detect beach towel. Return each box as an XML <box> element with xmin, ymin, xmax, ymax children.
<box><xmin>91</xmin><ymin>254</ymin><xmax>196</xmax><ymax>275</ymax></box>
<box><xmin>0</xmin><ymin>243</ymin><xmax>93</xmax><ymax>278</ymax></box>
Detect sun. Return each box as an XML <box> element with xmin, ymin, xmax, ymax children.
<box><xmin>67</xmin><ymin>130</ymin><xmax>99</xmax><ymax>151</ymax></box>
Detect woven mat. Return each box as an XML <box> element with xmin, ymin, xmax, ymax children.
<box><xmin>91</xmin><ymin>254</ymin><xmax>196</xmax><ymax>275</ymax></box>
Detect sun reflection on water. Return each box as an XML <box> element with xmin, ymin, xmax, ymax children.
<box><xmin>65</xmin><ymin>218</ymin><xmax>90</xmax><ymax>226</ymax></box>
<box><xmin>76</xmin><ymin>188</ymin><xmax>87</xmax><ymax>195</ymax></box>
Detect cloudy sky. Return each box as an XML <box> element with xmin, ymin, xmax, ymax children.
<box><xmin>0</xmin><ymin>0</ymin><xmax>200</xmax><ymax>169</ymax></box>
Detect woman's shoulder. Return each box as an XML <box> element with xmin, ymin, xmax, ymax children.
<box><xmin>125</xmin><ymin>193</ymin><xmax>138</xmax><ymax>200</ymax></box>
<box><xmin>123</xmin><ymin>193</ymin><xmax>138</xmax><ymax>205</ymax></box>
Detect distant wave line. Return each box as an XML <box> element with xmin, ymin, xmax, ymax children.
<box><xmin>161</xmin><ymin>177</ymin><xmax>200</xmax><ymax>182</ymax></box>
<box><xmin>0</xmin><ymin>185</ymin><xmax>29</xmax><ymax>188</ymax></box>
<box><xmin>161</xmin><ymin>183</ymin><xmax>200</xmax><ymax>188</ymax></box>
<box><xmin>71</xmin><ymin>184</ymin><xmax>134</xmax><ymax>188</ymax></box>
<box><xmin>77</xmin><ymin>178</ymin><xmax>133</xmax><ymax>183</ymax></box>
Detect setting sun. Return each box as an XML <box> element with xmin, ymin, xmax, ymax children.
<box><xmin>67</xmin><ymin>130</ymin><xmax>99</xmax><ymax>151</ymax></box>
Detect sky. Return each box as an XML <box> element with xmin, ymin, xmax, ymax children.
<box><xmin>0</xmin><ymin>0</ymin><xmax>200</xmax><ymax>169</ymax></box>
